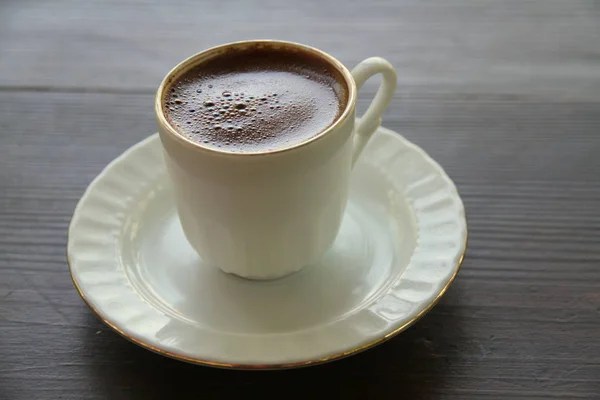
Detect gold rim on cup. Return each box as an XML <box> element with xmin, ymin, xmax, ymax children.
<box><xmin>154</xmin><ymin>40</ymin><xmax>358</xmax><ymax>157</ymax></box>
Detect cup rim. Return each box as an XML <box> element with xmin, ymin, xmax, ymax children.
<box><xmin>155</xmin><ymin>40</ymin><xmax>357</xmax><ymax>157</ymax></box>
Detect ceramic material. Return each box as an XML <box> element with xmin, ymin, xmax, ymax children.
<box><xmin>156</xmin><ymin>40</ymin><xmax>397</xmax><ymax>279</ymax></box>
<box><xmin>68</xmin><ymin>127</ymin><xmax>467</xmax><ymax>369</ymax></box>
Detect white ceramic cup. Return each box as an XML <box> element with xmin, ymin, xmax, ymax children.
<box><xmin>156</xmin><ymin>40</ymin><xmax>397</xmax><ymax>279</ymax></box>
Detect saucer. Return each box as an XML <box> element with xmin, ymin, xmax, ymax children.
<box><xmin>68</xmin><ymin>126</ymin><xmax>467</xmax><ymax>369</ymax></box>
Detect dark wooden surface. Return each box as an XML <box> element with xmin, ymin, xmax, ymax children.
<box><xmin>1</xmin><ymin>1</ymin><xmax>599</xmax><ymax>399</ymax></box>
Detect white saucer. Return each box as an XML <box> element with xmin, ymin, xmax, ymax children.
<box><xmin>68</xmin><ymin>126</ymin><xmax>467</xmax><ymax>369</ymax></box>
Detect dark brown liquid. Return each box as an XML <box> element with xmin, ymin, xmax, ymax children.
<box><xmin>162</xmin><ymin>46</ymin><xmax>348</xmax><ymax>152</ymax></box>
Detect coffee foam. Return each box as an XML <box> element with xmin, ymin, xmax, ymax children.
<box><xmin>163</xmin><ymin>47</ymin><xmax>348</xmax><ymax>152</ymax></box>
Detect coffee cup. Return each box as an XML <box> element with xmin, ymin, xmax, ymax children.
<box><xmin>155</xmin><ymin>40</ymin><xmax>397</xmax><ymax>279</ymax></box>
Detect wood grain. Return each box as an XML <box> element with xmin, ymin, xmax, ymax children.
<box><xmin>1</xmin><ymin>0</ymin><xmax>599</xmax><ymax>399</ymax></box>
<box><xmin>1</xmin><ymin>0</ymin><xmax>599</xmax><ymax>99</ymax></box>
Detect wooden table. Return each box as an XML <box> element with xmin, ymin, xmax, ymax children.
<box><xmin>1</xmin><ymin>1</ymin><xmax>599</xmax><ymax>398</ymax></box>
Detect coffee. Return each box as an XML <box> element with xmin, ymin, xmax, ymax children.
<box><xmin>162</xmin><ymin>46</ymin><xmax>348</xmax><ymax>152</ymax></box>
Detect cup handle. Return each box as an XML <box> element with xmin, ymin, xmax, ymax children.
<box><xmin>350</xmin><ymin>57</ymin><xmax>397</xmax><ymax>166</ymax></box>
